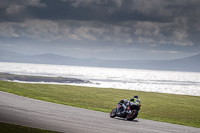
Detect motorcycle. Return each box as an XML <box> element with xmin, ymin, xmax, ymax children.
<box><xmin>110</xmin><ymin>99</ymin><xmax>141</xmax><ymax>121</ymax></box>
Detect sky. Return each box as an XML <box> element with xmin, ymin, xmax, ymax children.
<box><xmin>0</xmin><ymin>0</ymin><xmax>200</xmax><ymax>60</ymax></box>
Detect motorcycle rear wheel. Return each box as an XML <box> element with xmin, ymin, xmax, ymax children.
<box><xmin>126</xmin><ymin>110</ymin><xmax>138</xmax><ymax>121</ymax></box>
<box><xmin>110</xmin><ymin>108</ymin><xmax>117</xmax><ymax>118</ymax></box>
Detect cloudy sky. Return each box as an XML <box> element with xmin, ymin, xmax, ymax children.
<box><xmin>0</xmin><ymin>0</ymin><xmax>200</xmax><ymax>60</ymax></box>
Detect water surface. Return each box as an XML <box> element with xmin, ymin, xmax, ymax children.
<box><xmin>0</xmin><ymin>62</ymin><xmax>199</xmax><ymax>96</ymax></box>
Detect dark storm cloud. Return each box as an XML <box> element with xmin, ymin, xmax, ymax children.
<box><xmin>0</xmin><ymin>0</ymin><xmax>200</xmax><ymax>56</ymax></box>
<box><xmin>0</xmin><ymin>0</ymin><xmax>46</xmax><ymax>22</ymax></box>
<box><xmin>0</xmin><ymin>0</ymin><xmax>178</xmax><ymax>22</ymax></box>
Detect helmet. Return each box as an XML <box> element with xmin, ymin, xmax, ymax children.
<box><xmin>120</xmin><ymin>100</ymin><xmax>124</xmax><ymax>103</ymax></box>
<box><xmin>133</xmin><ymin>95</ymin><xmax>138</xmax><ymax>99</ymax></box>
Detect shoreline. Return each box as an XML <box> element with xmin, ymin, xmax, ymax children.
<box><xmin>0</xmin><ymin>72</ymin><xmax>91</xmax><ymax>84</ymax></box>
<box><xmin>1</xmin><ymin>72</ymin><xmax>199</xmax><ymax>97</ymax></box>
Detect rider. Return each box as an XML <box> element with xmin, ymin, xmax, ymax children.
<box><xmin>131</xmin><ymin>95</ymin><xmax>139</xmax><ymax>103</ymax></box>
<box><xmin>118</xmin><ymin>95</ymin><xmax>139</xmax><ymax>114</ymax></box>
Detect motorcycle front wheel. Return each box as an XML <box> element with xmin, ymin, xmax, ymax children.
<box><xmin>126</xmin><ymin>110</ymin><xmax>138</xmax><ymax>121</ymax></box>
<box><xmin>110</xmin><ymin>108</ymin><xmax>117</xmax><ymax>118</ymax></box>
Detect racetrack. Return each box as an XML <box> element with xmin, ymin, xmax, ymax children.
<box><xmin>0</xmin><ymin>91</ymin><xmax>199</xmax><ymax>133</ymax></box>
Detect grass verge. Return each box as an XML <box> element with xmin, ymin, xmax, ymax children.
<box><xmin>0</xmin><ymin>81</ymin><xmax>200</xmax><ymax>128</ymax></box>
<box><xmin>0</xmin><ymin>122</ymin><xmax>59</xmax><ymax>133</ymax></box>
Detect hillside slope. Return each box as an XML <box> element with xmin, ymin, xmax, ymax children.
<box><xmin>0</xmin><ymin>49</ymin><xmax>199</xmax><ymax>72</ymax></box>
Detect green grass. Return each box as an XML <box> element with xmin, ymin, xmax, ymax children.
<box><xmin>0</xmin><ymin>122</ymin><xmax>59</xmax><ymax>133</ymax></box>
<box><xmin>0</xmin><ymin>81</ymin><xmax>200</xmax><ymax>127</ymax></box>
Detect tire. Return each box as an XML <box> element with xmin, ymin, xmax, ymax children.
<box><xmin>126</xmin><ymin>110</ymin><xmax>138</xmax><ymax>121</ymax></box>
<box><xmin>110</xmin><ymin>108</ymin><xmax>117</xmax><ymax>118</ymax></box>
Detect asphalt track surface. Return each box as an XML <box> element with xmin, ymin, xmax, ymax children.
<box><xmin>0</xmin><ymin>91</ymin><xmax>199</xmax><ymax>133</ymax></box>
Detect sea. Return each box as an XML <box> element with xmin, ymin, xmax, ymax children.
<box><xmin>0</xmin><ymin>62</ymin><xmax>200</xmax><ymax>96</ymax></box>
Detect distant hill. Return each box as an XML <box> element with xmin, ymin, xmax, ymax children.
<box><xmin>0</xmin><ymin>49</ymin><xmax>200</xmax><ymax>72</ymax></box>
<box><xmin>0</xmin><ymin>50</ymin><xmax>82</xmax><ymax>65</ymax></box>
